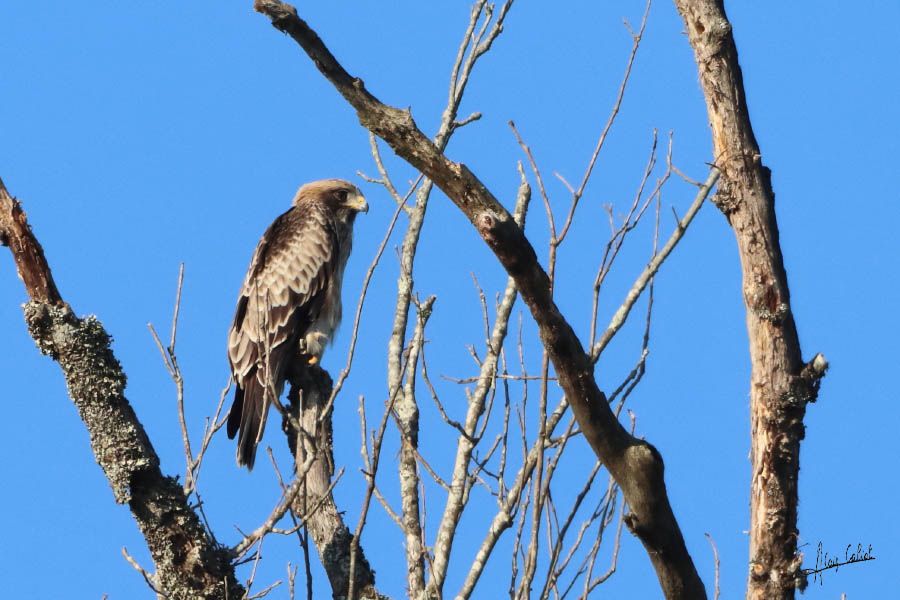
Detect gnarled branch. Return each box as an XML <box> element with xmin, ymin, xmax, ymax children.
<box><xmin>0</xmin><ymin>179</ymin><xmax>243</xmax><ymax>600</ymax></box>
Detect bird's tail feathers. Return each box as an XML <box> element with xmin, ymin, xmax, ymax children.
<box><xmin>226</xmin><ymin>383</ymin><xmax>243</xmax><ymax>440</ymax></box>
<box><xmin>232</xmin><ymin>375</ymin><xmax>271</xmax><ymax>470</ymax></box>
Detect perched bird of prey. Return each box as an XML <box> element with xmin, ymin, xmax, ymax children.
<box><xmin>226</xmin><ymin>179</ymin><xmax>367</xmax><ymax>468</ymax></box>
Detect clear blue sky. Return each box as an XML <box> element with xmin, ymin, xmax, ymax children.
<box><xmin>1</xmin><ymin>1</ymin><xmax>897</xmax><ymax>598</ymax></box>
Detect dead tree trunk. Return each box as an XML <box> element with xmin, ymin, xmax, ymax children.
<box><xmin>670</xmin><ymin>2</ymin><xmax>828</xmax><ymax>598</ymax></box>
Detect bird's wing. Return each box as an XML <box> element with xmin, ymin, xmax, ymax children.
<box><xmin>226</xmin><ymin>204</ymin><xmax>338</xmax><ymax>468</ymax></box>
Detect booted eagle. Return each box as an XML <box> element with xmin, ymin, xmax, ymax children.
<box><xmin>227</xmin><ymin>179</ymin><xmax>367</xmax><ymax>468</ymax></box>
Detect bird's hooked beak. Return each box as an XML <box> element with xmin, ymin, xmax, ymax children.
<box><xmin>350</xmin><ymin>191</ymin><xmax>369</xmax><ymax>214</ymax></box>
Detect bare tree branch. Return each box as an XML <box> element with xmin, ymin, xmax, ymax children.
<box><xmin>0</xmin><ymin>179</ymin><xmax>243</xmax><ymax>599</ymax></box>
<box><xmin>122</xmin><ymin>547</ymin><xmax>165</xmax><ymax>599</ymax></box>
<box><xmin>591</xmin><ymin>168</ymin><xmax>719</xmax><ymax>360</ymax></box>
<box><xmin>381</xmin><ymin>0</ymin><xmax>513</xmax><ymax>419</ymax></box>
<box><xmin>705</xmin><ymin>533</ymin><xmax>721</xmax><ymax>600</ymax></box>
<box><xmin>283</xmin><ymin>366</ymin><xmax>389</xmax><ymax>600</ymax></box>
<box><xmin>233</xmin><ymin>455</ymin><xmax>319</xmax><ymax>558</ymax></box>
<box><xmin>430</xmin><ymin>167</ymin><xmax>530</xmax><ymax>594</ymax></box>
<box><xmin>266</xmin><ymin>452</ymin><xmax>316</xmax><ymax>600</ymax></box>
<box><xmin>538</xmin><ymin>461</ymin><xmax>603</xmax><ymax>599</ymax></box>
<box><xmin>395</xmin><ymin>295</ymin><xmax>435</xmax><ymax>597</ymax></box>
<box><xmin>588</xmin><ymin>131</ymin><xmax>664</xmax><ymax>352</ymax></box>
<box><xmin>556</xmin><ymin>0</ymin><xmax>653</xmax><ymax>245</ymax></box>
<box><xmin>148</xmin><ymin>264</ymin><xmax>200</xmax><ymax>496</ymax></box>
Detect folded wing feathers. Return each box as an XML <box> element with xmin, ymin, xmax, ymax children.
<box><xmin>226</xmin><ymin>203</ymin><xmax>339</xmax><ymax>468</ymax></box>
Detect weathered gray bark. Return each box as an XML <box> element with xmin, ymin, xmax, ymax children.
<box><xmin>670</xmin><ymin>2</ymin><xmax>828</xmax><ymax>599</ymax></box>
<box><xmin>252</xmin><ymin>2</ymin><xmax>706</xmax><ymax>598</ymax></box>
<box><xmin>0</xmin><ymin>179</ymin><xmax>243</xmax><ymax>600</ymax></box>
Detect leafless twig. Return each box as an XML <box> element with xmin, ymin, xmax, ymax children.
<box><xmin>430</xmin><ymin>168</ymin><xmax>530</xmax><ymax>595</ymax></box>
<box><xmin>346</xmin><ymin>313</ymin><xmax>422</xmax><ymax>600</ymax></box>
<box><xmin>233</xmin><ymin>452</ymin><xmax>329</xmax><ymax>558</ymax></box>
<box><xmin>556</xmin><ymin>0</ymin><xmax>653</xmax><ymax>244</ymax></box>
<box><xmin>122</xmin><ymin>547</ymin><xmax>165</xmax><ymax>599</ymax></box>
<box><xmin>394</xmin><ymin>294</ymin><xmax>435</xmax><ymax>596</ymax></box>
<box><xmin>148</xmin><ymin>264</ymin><xmax>202</xmax><ymax>495</ymax></box>
<box><xmin>591</xmin><ymin>168</ymin><xmax>719</xmax><ymax>360</ymax></box>
<box><xmin>705</xmin><ymin>533</ymin><xmax>721</xmax><ymax>600</ymax></box>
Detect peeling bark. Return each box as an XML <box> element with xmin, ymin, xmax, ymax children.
<box><xmin>670</xmin><ymin>2</ymin><xmax>827</xmax><ymax>598</ymax></box>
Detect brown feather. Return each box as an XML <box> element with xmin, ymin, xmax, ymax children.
<box><xmin>226</xmin><ymin>179</ymin><xmax>366</xmax><ymax>468</ymax></box>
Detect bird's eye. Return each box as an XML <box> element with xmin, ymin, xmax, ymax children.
<box><xmin>336</xmin><ymin>190</ymin><xmax>349</xmax><ymax>202</ymax></box>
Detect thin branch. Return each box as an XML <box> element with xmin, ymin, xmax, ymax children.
<box><xmin>373</xmin><ymin>486</ymin><xmax>403</xmax><ymax>527</ymax></box>
<box><xmin>122</xmin><ymin>547</ymin><xmax>165</xmax><ymax>599</ymax></box>
<box><xmin>430</xmin><ymin>170</ymin><xmax>530</xmax><ymax>593</ymax></box>
<box><xmin>538</xmin><ymin>461</ymin><xmax>603</xmax><ymax>599</ymax></box>
<box><xmin>266</xmin><ymin>450</ymin><xmax>314</xmax><ymax>600</ymax></box>
<box><xmin>587</xmin><ymin>130</ymin><xmax>662</xmax><ymax>351</ymax></box>
<box><xmin>287</xmin><ymin>563</ymin><xmax>302</xmax><ymax>600</ymax></box>
<box><xmin>148</xmin><ymin>264</ymin><xmax>199</xmax><ymax>496</ymax></box>
<box><xmin>394</xmin><ymin>295</ymin><xmax>435</xmax><ymax>597</ymax></box>
<box><xmin>579</xmin><ymin>493</ymin><xmax>626</xmax><ymax>598</ymax></box>
<box><xmin>360</xmin><ymin>131</ymin><xmax>417</xmax><ymax>214</ymax></box>
<box><xmin>444</xmin><ymin>373</ymin><xmax>554</xmax><ymax>384</ymax></box>
<box><xmin>416</xmin><ymin>447</ymin><xmax>451</xmax><ymax>492</ymax></box>
<box><xmin>554</xmin><ymin>483</ymin><xmax>619</xmax><ymax>598</ymax></box>
<box><xmin>187</xmin><ymin>379</ymin><xmax>231</xmax><ymax>497</ymax></box>
<box><xmin>510</xmin><ymin>121</ymin><xmax>555</xmax><ymax>239</ymax></box>
<box><xmin>232</xmin><ymin>455</ymin><xmax>325</xmax><ymax>558</ymax></box>
<box><xmin>243</xmin><ymin>537</ymin><xmax>267</xmax><ymax>599</ymax></box>
<box><xmin>421</xmin><ymin>344</ymin><xmax>473</xmax><ymax>440</ymax></box>
<box><xmin>705</xmin><ymin>533</ymin><xmax>721</xmax><ymax>600</ymax></box>
<box><xmin>591</xmin><ymin>168</ymin><xmax>719</xmax><ymax>360</ymax></box>
<box><xmin>246</xmin><ymin>580</ymin><xmax>283</xmax><ymax>600</ymax></box>
<box><xmin>169</xmin><ymin>263</ymin><xmax>184</xmax><ymax>352</ymax></box>
<box><xmin>457</xmin><ymin>402</ymin><xmax>570</xmax><ymax>600</ymax></box>
<box><xmin>346</xmin><ymin>337</ymin><xmax>418</xmax><ymax>600</ymax></box>
<box><xmin>556</xmin><ymin>0</ymin><xmax>653</xmax><ymax>244</ymax></box>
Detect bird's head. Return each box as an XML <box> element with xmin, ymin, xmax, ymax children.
<box><xmin>293</xmin><ymin>179</ymin><xmax>368</xmax><ymax>215</ymax></box>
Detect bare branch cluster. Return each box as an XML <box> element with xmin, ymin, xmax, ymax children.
<box><xmin>250</xmin><ymin>0</ymin><xmax>719</xmax><ymax>597</ymax></box>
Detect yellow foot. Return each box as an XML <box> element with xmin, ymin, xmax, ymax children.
<box><xmin>307</xmin><ymin>355</ymin><xmax>320</xmax><ymax>366</ymax></box>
